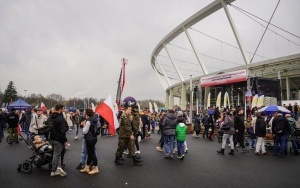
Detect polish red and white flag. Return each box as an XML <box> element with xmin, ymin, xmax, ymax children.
<box><xmin>41</xmin><ymin>102</ymin><xmax>47</xmax><ymax>112</ymax></box>
<box><xmin>95</xmin><ymin>95</ymin><xmax>119</xmax><ymax>136</ymax></box>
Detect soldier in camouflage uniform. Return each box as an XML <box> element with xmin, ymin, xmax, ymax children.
<box><xmin>114</xmin><ymin>105</ymin><xmax>142</xmax><ymax>165</ymax></box>
<box><xmin>131</xmin><ymin>106</ymin><xmax>142</xmax><ymax>153</ymax></box>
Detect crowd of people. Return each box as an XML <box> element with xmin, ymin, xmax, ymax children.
<box><xmin>0</xmin><ymin>101</ymin><xmax>299</xmax><ymax>178</ymax></box>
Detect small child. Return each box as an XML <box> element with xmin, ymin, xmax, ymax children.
<box><xmin>175</xmin><ymin>116</ymin><xmax>187</xmax><ymax>160</ymax></box>
<box><xmin>32</xmin><ymin>134</ymin><xmax>52</xmax><ymax>152</ymax></box>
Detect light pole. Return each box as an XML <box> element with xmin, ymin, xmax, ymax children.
<box><xmin>24</xmin><ymin>90</ymin><xmax>27</xmax><ymax>99</ymax></box>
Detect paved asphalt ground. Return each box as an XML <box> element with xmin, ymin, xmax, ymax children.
<box><xmin>1</xmin><ymin>130</ymin><xmax>300</xmax><ymax>188</ymax></box>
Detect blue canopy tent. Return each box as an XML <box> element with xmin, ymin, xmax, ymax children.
<box><xmin>7</xmin><ymin>98</ymin><xmax>32</xmax><ymax>111</ymax></box>
<box><xmin>68</xmin><ymin>106</ymin><xmax>77</xmax><ymax>113</ymax></box>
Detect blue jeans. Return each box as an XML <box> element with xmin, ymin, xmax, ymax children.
<box><xmin>80</xmin><ymin>138</ymin><xmax>97</xmax><ymax>165</ymax></box>
<box><xmin>163</xmin><ymin>135</ymin><xmax>175</xmax><ymax>157</ymax></box>
<box><xmin>22</xmin><ymin>124</ymin><xmax>30</xmax><ymax>139</ymax></box>
<box><xmin>177</xmin><ymin>141</ymin><xmax>185</xmax><ymax>156</ymax></box>
<box><xmin>273</xmin><ymin>133</ymin><xmax>286</xmax><ymax>155</ymax></box>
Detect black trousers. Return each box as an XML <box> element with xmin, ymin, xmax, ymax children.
<box><xmin>86</xmin><ymin>139</ymin><xmax>98</xmax><ymax>166</ymax></box>
<box><xmin>234</xmin><ymin>131</ymin><xmax>245</xmax><ymax>149</ymax></box>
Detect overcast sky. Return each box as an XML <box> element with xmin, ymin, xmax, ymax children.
<box><xmin>0</xmin><ymin>0</ymin><xmax>299</xmax><ymax>103</ymax></box>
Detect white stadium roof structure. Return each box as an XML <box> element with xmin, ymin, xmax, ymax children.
<box><xmin>150</xmin><ymin>0</ymin><xmax>300</xmax><ymax>109</ymax></box>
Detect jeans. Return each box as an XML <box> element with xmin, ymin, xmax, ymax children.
<box><xmin>222</xmin><ymin>134</ymin><xmax>234</xmax><ymax>150</ymax></box>
<box><xmin>74</xmin><ymin>124</ymin><xmax>79</xmax><ymax>137</ymax></box>
<box><xmin>256</xmin><ymin>137</ymin><xmax>266</xmax><ymax>153</ymax></box>
<box><xmin>203</xmin><ymin>125</ymin><xmax>209</xmax><ymax>138</ymax></box>
<box><xmin>164</xmin><ymin>135</ymin><xmax>175</xmax><ymax>157</ymax></box>
<box><xmin>22</xmin><ymin>124</ymin><xmax>30</xmax><ymax>139</ymax></box>
<box><xmin>177</xmin><ymin>141</ymin><xmax>185</xmax><ymax>156</ymax></box>
<box><xmin>50</xmin><ymin>140</ymin><xmax>63</xmax><ymax>172</ymax></box>
<box><xmin>80</xmin><ymin>138</ymin><xmax>97</xmax><ymax>165</ymax></box>
<box><xmin>273</xmin><ymin>133</ymin><xmax>286</xmax><ymax>155</ymax></box>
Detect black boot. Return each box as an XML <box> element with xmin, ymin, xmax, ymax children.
<box><xmin>132</xmin><ymin>156</ymin><xmax>143</xmax><ymax>166</ymax></box>
<box><xmin>114</xmin><ymin>157</ymin><xmax>123</xmax><ymax>165</ymax></box>
<box><xmin>228</xmin><ymin>149</ymin><xmax>234</xmax><ymax>155</ymax></box>
<box><xmin>217</xmin><ymin>148</ymin><xmax>225</xmax><ymax>155</ymax></box>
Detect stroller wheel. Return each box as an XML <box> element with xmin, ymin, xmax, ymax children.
<box><xmin>22</xmin><ymin>161</ymin><xmax>32</xmax><ymax>173</ymax></box>
<box><xmin>17</xmin><ymin>164</ymin><xmax>21</xmax><ymax>172</ymax></box>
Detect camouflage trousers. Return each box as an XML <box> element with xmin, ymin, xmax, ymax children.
<box><xmin>115</xmin><ymin>137</ymin><xmax>136</xmax><ymax>158</ymax></box>
<box><xmin>8</xmin><ymin>127</ymin><xmax>18</xmax><ymax>143</ymax></box>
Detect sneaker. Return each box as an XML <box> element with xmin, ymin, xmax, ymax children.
<box><xmin>74</xmin><ymin>136</ymin><xmax>78</xmax><ymax>140</ymax></box>
<box><xmin>51</xmin><ymin>171</ymin><xmax>60</xmax><ymax>177</ymax></box>
<box><xmin>123</xmin><ymin>151</ymin><xmax>128</xmax><ymax>155</ymax></box>
<box><xmin>56</xmin><ymin>167</ymin><xmax>67</xmax><ymax>177</ymax></box>
<box><xmin>135</xmin><ymin>150</ymin><xmax>140</xmax><ymax>154</ymax></box>
<box><xmin>255</xmin><ymin>152</ymin><xmax>261</xmax><ymax>155</ymax></box>
<box><xmin>177</xmin><ymin>155</ymin><xmax>182</xmax><ymax>159</ymax></box>
<box><xmin>180</xmin><ymin>155</ymin><xmax>185</xmax><ymax>160</ymax></box>
<box><xmin>76</xmin><ymin>163</ymin><xmax>83</xmax><ymax>170</ymax></box>
<box><xmin>65</xmin><ymin>143</ymin><xmax>70</xmax><ymax>149</ymax></box>
<box><xmin>250</xmin><ymin>147</ymin><xmax>255</xmax><ymax>150</ymax></box>
<box><xmin>156</xmin><ymin>147</ymin><xmax>163</xmax><ymax>152</ymax></box>
<box><xmin>164</xmin><ymin>155</ymin><xmax>169</xmax><ymax>159</ymax></box>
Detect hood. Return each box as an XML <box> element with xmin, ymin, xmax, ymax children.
<box><xmin>88</xmin><ymin>116</ymin><xmax>98</xmax><ymax>124</ymax></box>
<box><xmin>179</xmin><ymin>123</ymin><xmax>185</xmax><ymax>127</ymax></box>
<box><xmin>50</xmin><ymin>112</ymin><xmax>61</xmax><ymax>119</ymax></box>
<box><xmin>166</xmin><ymin>113</ymin><xmax>177</xmax><ymax>120</ymax></box>
<box><xmin>276</xmin><ymin>115</ymin><xmax>285</xmax><ymax>121</ymax></box>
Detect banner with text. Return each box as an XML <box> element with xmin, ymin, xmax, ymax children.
<box><xmin>200</xmin><ymin>69</ymin><xmax>247</xmax><ymax>87</ymax></box>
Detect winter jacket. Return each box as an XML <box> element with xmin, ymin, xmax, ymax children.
<box><xmin>162</xmin><ymin>113</ymin><xmax>177</xmax><ymax>135</ymax></box>
<box><xmin>20</xmin><ymin>111</ymin><xmax>31</xmax><ymax>126</ymax></box>
<box><xmin>83</xmin><ymin>116</ymin><xmax>98</xmax><ymax>141</ymax></box>
<box><xmin>7</xmin><ymin>112</ymin><xmax>19</xmax><ymax>128</ymax></box>
<box><xmin>141</xmin><ymin>114</ymin><xmax>150</xmax><ymax>125</ymax></box>
<box><xmin>272</xmin><ymin>114</ymin><xmax>291</xmax><ymax>135</ymax></box>
<box><xmin>0</xmin><ymin>112</ymin><xmax>6</xmax><ymax>125</ymax></box>
<box><xmin>222</xmin><ymin>115</ymin><xmax>235</xmax><ymax>135</ymax></box>
<box><xmin>49</xmin><ymin>112</ymin><xmax>68</xmax><ymax>144</ymax></box>
<box><xmin>176</xmin><ymin>123</ymin><xmax>187</xmax><ymax>142</ymax></box>
<box><xmin>255</xmin><ymin>115</ymin><xmax>266</xmax><ymax>137</ymax></box>
<box><xmin>193</xmin><ymin>115</ymin><xmax>201</xmax><ymax>132</ymax></box>
<box><xmin>29</xmin><ymin>114</ymin><xmax>47</xmax><ymax>134</ymax></box>
<box><xmin>234</xmin><ymin>114</ymin><xmax>245</xmax><ymax>131</ymax></box>
<box><xmin>286</xmin><ymin>117</ymin><xmax>297</xmax><ymax>139</ymax></box>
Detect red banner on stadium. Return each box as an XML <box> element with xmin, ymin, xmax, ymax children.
<box><xmin>200</xmin><ymin>69</ymin><xmax>247</xmax><ymax>87</ymax></box>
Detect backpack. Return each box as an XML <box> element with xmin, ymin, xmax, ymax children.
<box><xmin>93</xmin><ymin>124</ymin><xmax>101</xmax><ymax>136</ymax></box>
<box><xmin>221</xmin><ymin>116</ymin><xmax>230</xmax><ymax>130</ymax></box>
<box><xmin>92</xmin><ymin>116</ymin><xmax>101</xmax><ymax>136</ymax></box>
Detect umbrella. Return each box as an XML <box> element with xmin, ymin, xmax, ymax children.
<box><xmin>258</xmin><ymin>105</ymin><xmax>291</xmax><ymax>115</ymax></box>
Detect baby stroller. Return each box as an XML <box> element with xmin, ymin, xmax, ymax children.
<box><xmin>17</xmin><ymin>133</ymin><xmax>53</xmax><ymax>173</ymax></box>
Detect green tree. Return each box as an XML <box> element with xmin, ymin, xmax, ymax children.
<box><xmin>2</xmin><ymin>81</ymin><xmax>18</xmax><ymax>104</ymax></box>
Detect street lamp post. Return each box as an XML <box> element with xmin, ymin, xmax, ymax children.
<box><xmin>24</xmin><ymin>90</ymin><xmax>27</xmax><ymax>99</ymax></box>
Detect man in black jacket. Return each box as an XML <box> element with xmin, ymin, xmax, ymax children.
<box><xmin>19</xmin><ymin>108</ymin><xmax>31</xmax><ymax>139</ymax></box>
<box><xmin>234</xmin><ymin>108</ymin><xmax>246</xmax><ymax>152</ymax></box>
<box><xmin>49</xmin><ymin>104</ymin><xmax>68</xmax><ymax>177</ymax></box>
<box><xmin>7</xmin><ymin>108</ymin><xmax>19</xmax><ymax>144</ymax></box>
<box><xmin>272</xmin><ymin>110</ymin><xmax>291</xmax><ymax>157</ymax></box>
